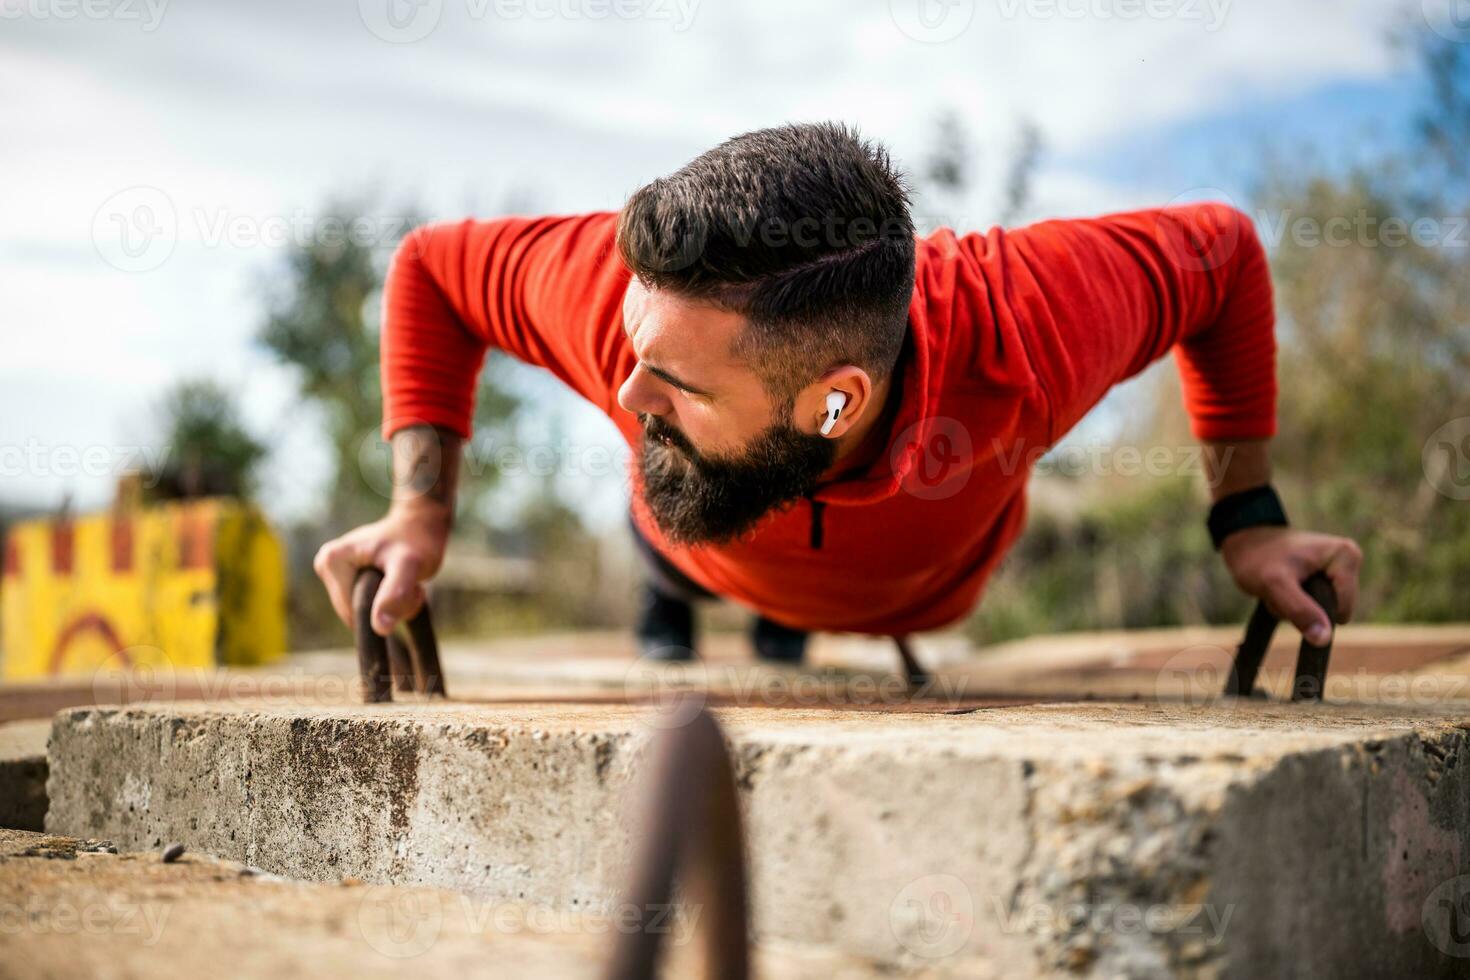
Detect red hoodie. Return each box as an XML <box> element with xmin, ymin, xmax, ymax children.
<box><xmin>381</xmin><ymin>203</ymin><xmax>1275</xmax><ymax>635</ymax></box>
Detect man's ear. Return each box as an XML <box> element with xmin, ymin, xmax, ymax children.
<box><xmin>794</xmin><ymin>365</ymin><xmax>872</xmax><ymax>439</ymax></box>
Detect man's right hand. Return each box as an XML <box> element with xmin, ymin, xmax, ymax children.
<box><xmin>313</xmin><ymin>423</ymin><xmax>464</xmax><ymax>638</ymax></box>
<box><xmin>313</xmin><ymin>503</ymin><xmax>451</xmax><ymax>636</ymax></box>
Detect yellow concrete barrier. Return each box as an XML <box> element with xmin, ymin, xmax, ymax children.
<box><xmin>0</xmin><ymin>499</ymin><xmax>286</xmax><ymax>680</ymax></box>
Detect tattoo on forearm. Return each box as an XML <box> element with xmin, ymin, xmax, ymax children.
<box><xmin>390</xmin><ymin>425</ymin><xmax>462</xmax><ymax>514</ymax></box>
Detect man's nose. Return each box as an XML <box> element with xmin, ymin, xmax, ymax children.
<box><xmin>617</xmin><ymin>364</ymin><xmax>673</xmax><ymax>417</ymax></box>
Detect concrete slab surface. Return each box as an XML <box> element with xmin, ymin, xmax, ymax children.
<box><xmin>8</xmin><ymin>622</ymin><xmax>1470</xmax><ymax>724</ymax></box>
<box><xmin>43</xmin><ymin>694</ymin><xmax>1470</xmax><ymax>978</ymax></box>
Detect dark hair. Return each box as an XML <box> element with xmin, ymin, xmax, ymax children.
<box><xmin>616</xmin><ymin>122</ymin><xmax>915</xmax><ymax>400</ymax></box>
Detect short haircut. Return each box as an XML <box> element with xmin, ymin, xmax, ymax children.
<box><xmin>616</xmin><ymin>122</ymin><xmax>916</xmax><ymax>401</ymax></box>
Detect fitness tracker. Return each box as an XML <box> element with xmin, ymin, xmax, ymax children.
<box><xmin>1208</xmin><ymin>484</ymin><xmax>1288</xmax><ymax>550</ymax></box>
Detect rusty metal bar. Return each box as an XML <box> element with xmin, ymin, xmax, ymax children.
<box><xmin>351</xmin><ymin>568</ymin><xmax>448</xmax><ymax>703</ymax></box>
<box><xmin>352</xmin><ymin>569</ymin><xmax>393</xmax><ymax>703</ymax></box>
<box><xmin>402</xmin><ymin>600</ymin><xmax>447</xmax><ymax>697</ymax></box>
<box><xmin>893</xmin><ymin>634</ymin><xmax>930</xmax><ymax>690</ymax></box>
<box><xmin>605</xmin><ymin>696</ymin><xmax>749</xmax><ymax>980</ymax></box>
<box><xmin>1224</xmin><ymin>571</ymin><xmax>1339</xmax><ymax>702</ymax></box>
<box><xmin>386</xmin><ymin>635</ymin><xmax>416</xmax><ymax>693</ymax></box>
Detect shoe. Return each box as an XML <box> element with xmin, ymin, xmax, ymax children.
<box><xmin>751</xmin><ymin>615</ymin><xmax>808</xmax><ymax>664</ymax></box>
<box><xmin>635</xmin><ymin>584</ymin><xmax>697</xmax><ymax>661</ymax></box>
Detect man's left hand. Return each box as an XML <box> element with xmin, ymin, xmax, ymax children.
<box><xmin>1219</xmin><ymin>527</ymin><xmax>1362</xmax><ymax>645</ymax></box>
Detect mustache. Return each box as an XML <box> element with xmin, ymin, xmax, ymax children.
<box><xmin>640</xmin><ymin>414</ymin><xmax>699</xmax><ymax>460</ymax></box>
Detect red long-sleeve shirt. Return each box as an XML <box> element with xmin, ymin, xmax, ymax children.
<box><xmin>381</xmin><ymin>204</ymin><xmax>1275</xmax><ymax>635</ymax></box>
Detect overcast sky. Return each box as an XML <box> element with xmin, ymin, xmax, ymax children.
<box><xmin>0</xmin><ymin>0</ymin><xmax>1429</xmax><ymax>526</ymax></box>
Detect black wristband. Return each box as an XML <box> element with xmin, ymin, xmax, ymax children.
<box><xmin>1208</xmin><ymin>484</ymin><xmax>1288</xmax><ymax>550</ymax></box>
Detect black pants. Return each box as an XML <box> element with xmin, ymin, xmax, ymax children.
<box><xmin>628</xmin><ymin>513</ymin><xmax>809</xmax><ymax>662</ymax></box>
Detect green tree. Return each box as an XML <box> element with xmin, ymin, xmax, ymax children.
<box><xmin>147</xmin><ymin>379</ymin><xmax>267</xmax><ymax>500</ymax></box>
<box><xmin>257</xmin><ymin>200</ymin><xmax>519</xmax><ymax>528</ymax></box>
<box><xmin>923</xmin><ymin>109</ymin><xmax>972</xmax><ymax>201</ymax></box>
<box><xmin>916</xmin><ymin>111</ymin><xmax>1043</xmax><ymax>232</ymax></box>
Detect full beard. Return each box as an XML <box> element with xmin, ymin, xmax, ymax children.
<box><xmin>637</xmin><ymin>412</ymin><xmax>836</xmax><ymax>546</ymax></box>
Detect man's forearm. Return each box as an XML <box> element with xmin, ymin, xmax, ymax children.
<box><xmin>1203</xmin><ymin>439</ymin><xmax>1271</xmax><ymax>502</ymax></box>
<box><xmin>389</xmin><ymin>424</ymin><xmax>463</xmax><ymax>526</ymax></box>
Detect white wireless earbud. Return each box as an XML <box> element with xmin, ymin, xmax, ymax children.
<box><xmin>820</xmin><ymin>390</ymin><xmax>848</xmax><ymax>436</ymax></box>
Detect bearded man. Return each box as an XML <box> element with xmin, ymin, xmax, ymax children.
<box><xmin>314</xmin><ymin>122</ymin><xmax>1362</xmax><ymax>665</ymax></box>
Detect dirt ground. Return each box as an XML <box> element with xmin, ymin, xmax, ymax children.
<box><xmin>0</xmin><ymin>829</ymin><xmax>943</xmax><ymax>979</ymax></box>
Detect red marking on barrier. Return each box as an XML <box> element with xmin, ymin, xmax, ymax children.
<box><xmin>111</xmin><ymin>516</ymin><xmax>134</xmax><ymax>573</ymax></box>
<box><xmin>50</xmin><ymin>523</ymin><xmax>75</xmax><ymax>576</ymax></box>
<box><xmin>2</xmin><ymin>536</ymin><xmax>18</xmax><ymax>578</ymax></box>
<box><xmin>49</xmin><ymin>612</ymin><xmax>128</xmax><ymax>674</ymax></box>
<box><xmin>176</xmin><ymin>510</ymin><xmax>212</xmax><ymax>569</ymax></box>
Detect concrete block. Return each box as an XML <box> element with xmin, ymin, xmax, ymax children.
<box><xmin>45</xmin><ymin>697</ymin><xmax>1470</xmax><ymax>978</ymax></box>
